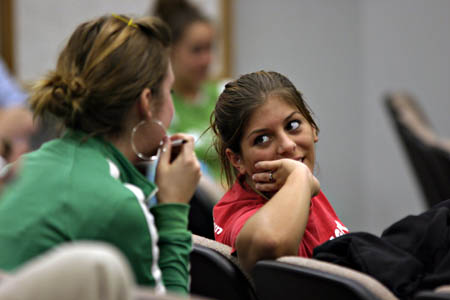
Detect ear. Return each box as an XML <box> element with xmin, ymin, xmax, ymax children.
<box><xmin>138</xmin><ymin>88</ymin><xmax>153</xmax><ymax>120</ymax></box>
<box><xmin>313</xmin><ymin>126</ymin><xmax>319</xmax><ymax>143</ymax></box>
<box><xmin>225</xmin><ymin>148</ymin><xmax>246</xmax><ymax>175</ymax></box>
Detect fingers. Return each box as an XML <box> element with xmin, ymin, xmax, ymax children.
<box><xmin>254</xmin><ymin>182</ymin><xmax>279</xmax><ymax>192</ymax></box>
<box><xmin>157</xmin><ymin>136</ymin><xmax>170</xmax><ymax>165</ymax></box>
<box><xmin>254</xmin><ymin>160</ymin><xmax>279</xmax><ymax>171</ymax></box>
<box><xmin>169</xmin><ymin>133</ymin><xmax>195</xmax><ymax>147</ymax></box>
<box><xmin>158</xmin><ymin>134</ymin><xmax>195</xmax><ymax>165</ymax></box>
<box><xmin>253</xmin><ymin>161</ymin><xmax>279</xmax><ymax>185</ymax></box>
<box><xmin>252</xmin><ymin>170</ymin><xmax>280</xmax><ymax>193</ymax></box>
<box><xmin>252</xmin><ymin>158</ymin><xmax>314</xmax><ymax>194</ymax></box>
<box><xmin>169</xmin><ymin>134</ymin><xmax>195</xmax><ymax>160</ymax></box>
<box><xmin>154</xmin><ymin>133</ymin><xmax>201</xmax><ymax>205</ymax></box>
<box><xmin>252</xmin><ymin>171</ymin><xmax>275</xmax><ymax>183</ymax></box>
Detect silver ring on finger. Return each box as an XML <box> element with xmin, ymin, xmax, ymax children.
<box><xmin>269</xmin><ymin>171</ymin><xmax>274</xmax><ymax>182</ymax></box>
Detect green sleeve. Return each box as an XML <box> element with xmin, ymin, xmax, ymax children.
<box><xmin>150</xmin><ymin>203</ymin><xmax>192</xmax><ymax>295</ymax></box>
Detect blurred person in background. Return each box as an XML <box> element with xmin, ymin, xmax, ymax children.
<box><xmin>152</xmin><ymin>0</ymin><xmax>225</xmax><ymax>182</ymax></box>
<box><xmin>0</xmin><ymin>57</ymin><xmax>35</xmax><ymax>164</ymax></box>
<box><xmin>152</xmin><ymin>0</ymin><xmax>226</xmax><ymax>239</ymax></box>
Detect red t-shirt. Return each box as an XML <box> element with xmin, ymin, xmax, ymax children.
<box><xmin>213</xmin><ymin>179</ymin><xmax>349</xmax><ymax>257</ymax></box>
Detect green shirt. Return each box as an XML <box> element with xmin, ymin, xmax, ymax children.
<box><xmin>170</xmin><ymin>81</ymin><xmax>222</xmax><ymax>179</ymax></box>
<box><xmin>0</xmin><ymin>130</ymin><xmax>191</xmax><ymax>294</ymax></box>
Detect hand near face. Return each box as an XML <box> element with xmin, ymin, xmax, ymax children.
<box><xmin>155</xmin><ymin>134</ymin><xmax>201</xmax><ymax>204</ymax></box>
<box><xmin>252</xmin><ymin>158</ymin><xmax>320</xmax><ymax>197</ymax></box>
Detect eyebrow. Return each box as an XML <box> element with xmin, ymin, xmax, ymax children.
<box><xmin>246</xmin><ymin>111</ymin><xmax>302</xmax><ymax>139</ymax></box>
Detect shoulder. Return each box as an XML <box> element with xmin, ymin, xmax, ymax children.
<box><xmin>204</xmin><ymin>79</ymin><xmax>230</xmax><ymax>99</ymax></box>
<box><xmin>311</xmin><ymin>190</ymin><xmax>337</xmax><ymax>213</ymax></box>
<box><xmin>214</xmin><ymin>180</ymin><xmax>266</xmax><ymax>213</ymax></box>
<box><xmin>214</xmin><ymin>180</ymin><xmax>266</xmax><ymax>244</ymax></box>
<box><xmin>309</xmin><ymin>190</ymin><xmax>350</xmax><ymax>239</ymax></box>
<box><xmin>28</xmin><ymin>137</ymin><xmax>147</xmax><ymax>212</ymax></box>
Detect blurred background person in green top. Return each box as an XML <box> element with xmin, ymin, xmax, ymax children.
<box><xmin>151</xmin><ymin>0</ymin><xmax>226</xmax><ymax>239</ymax></box>
<box><xmin>152</xmin><ymin>0</ymin><xmax>225</xmax><ymax>182</ymax></box>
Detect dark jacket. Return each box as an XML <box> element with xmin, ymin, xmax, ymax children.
<box><xmin>313</xmin><ymin>199</ymin><xmax>450</xmax><ymax>300</ymax></box>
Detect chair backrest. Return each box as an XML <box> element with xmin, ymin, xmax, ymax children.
<box><xmin>188</xmin><ymin>187</ymin><xmax>215</xmax><ymax>240</ymax></box>
<box><xmin>133</xmin><ymin>287</ymin><xmax>213</xmax><ymax>300</ymax></box>
<box><xmin>385</xmin><ymin>92</ymin><xmax>450</xmax><ymax>207</ymax></box>
<box><xmin>190</xmin><ymin>235</ymin><xmax>258</xmax><ymax>300</ymax></box>
<box><xmin>252</xmin><ymin>257</ymin><xmax>398</xmax><ymax>300</ymax></box>
<box><xmin>0</xmin><ymin>270</ymin><xmax>9</xmax><ymax>283</ymax></box>
<box><xmin>414</xmin><ymin>284</ymin><xmax>450</xmax><ymax>300</ymax></box>
<box><xmin>188</xmin><ymin>177</ymin><xmax>224</xmax><ymax>240</ymax></box>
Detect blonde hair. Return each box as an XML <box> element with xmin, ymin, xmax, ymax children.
<box><xmin>29</xmin><ymin>15</ymin><xmax>171</xmax><ymax>137</ymax></box>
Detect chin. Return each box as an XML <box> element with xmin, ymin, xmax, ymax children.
<box><xmin>196</xmin><ymin>72</ymin><xmax>208</xmax><ymax>82</ymax></box>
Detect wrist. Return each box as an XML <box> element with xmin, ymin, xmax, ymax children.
<box><xmin>156</xmin><ymin>192</ymin><xmax>189</xmax><ymax>205</ymax></box>
<box><xmin>287</xmin><ymin>169</ymin><xmax>314</xmax><ymax>195</ymax></box>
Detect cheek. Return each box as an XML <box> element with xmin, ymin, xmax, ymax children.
<box><xmin>184</xmin><ymin>52</ymin><xmax>203</xmax><ymax>70</ymax></box>
<box><xmin>158</xmin><ymin>96</ymin><xmax>174</xmax><ymax>129</ymax></box>
<box><xmin>168</xmin><ymin>97</ymin><xmax>174</xmax><ymax>119</ymax></box>
<box><xmin>296</xmin><ymin>133</ymin><xmax>315</xmax><ymax>149</ymax></box>
<box><xmin>167</xmin><ymin>101</ymin><xmax>174</xmax><ymax>126</ymax></box>
<box><xmin>303</xmin><ymin>137</ymin><xmax>316</xmax><ymax>172</ymax></box>
<box><xmin>242</xmin><ymin>149</ymin><xmax>272</xmax><ymax>174</ymax></box>
<box><xmin>179</xmin><ymin>51</ymin><xmax>195</xmax><ymax>67</ymax></box>
<box><xmin>172</xmin><ymin>53</ymin><xmax>190</xmax><ymax>75</ymax></box>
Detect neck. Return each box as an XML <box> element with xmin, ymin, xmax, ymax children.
<box><xmin>104</xmin><ymin>131</ymin><xmax>139</xmax><ymax>165</ymax></box>
<box><xmin>173</xmin><ymin>80</ymin><xmax>201</xmax><ymax>103</ymax></box>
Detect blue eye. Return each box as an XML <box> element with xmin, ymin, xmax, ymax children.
<box><xmin>254</xmin><ymin>135</ymin><xmax>269</xmax><ymax>145</ymax></box>
<box><xmin>286</xmin><ymin>120</ymin><xmax>300</xmax><ymax>131</ymax></box>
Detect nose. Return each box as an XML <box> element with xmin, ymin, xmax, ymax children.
<box><xmin>277</xmin><ymin>133</ymin><xmax>296</xmax><ymax>157</ymax></box>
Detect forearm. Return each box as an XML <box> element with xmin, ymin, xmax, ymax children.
<box><xmin>236</xmin><ymin>173</ymin><xmax>311</xmax><ymax>271</ymax></box>
<box><xmin>150</xmin><ymin>203</ymin><xmax>191</xmax><ymax>295</ymax></box>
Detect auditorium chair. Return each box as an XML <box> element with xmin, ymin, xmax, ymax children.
<box><xmin>190</xmin><ymin>234</ymin><xmax>258</xmax><ymax>300</ymax></box>
<box><xmin>385</xmin><ymin>92</ymin><xmax>450</xmax><ymax>208</ymax></box>
<box><xmin>252</xmin><ymin>256</ymin><xmax>450</xmax><ymax>300</ymax></box>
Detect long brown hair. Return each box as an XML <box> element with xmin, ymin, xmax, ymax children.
<box><xmin>29</xmin><ymin>15</ymin><xmax>171</xmax><ymax>138</ymax></box>
<box><xmin>210</xmin><ymin>71</ymin><xmax>319</xmax><ymax>187</ymax></box>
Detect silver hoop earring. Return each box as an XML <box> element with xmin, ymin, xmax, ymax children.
<box><xmin>131</xmin><ymin>119</ymin><xmax>167</xmax><ymax>161</ymax></box>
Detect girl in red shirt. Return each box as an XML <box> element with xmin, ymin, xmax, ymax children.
<box><xmin>210</xmin><ymin>71</ymin><xmax>348</xmax><ymax>272</ymax></box>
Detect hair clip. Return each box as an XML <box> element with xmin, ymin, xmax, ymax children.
<box><xmin>112</xmin><ymin>13</ymin><xmax>138</xmax><ymax>28</ymax></box>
